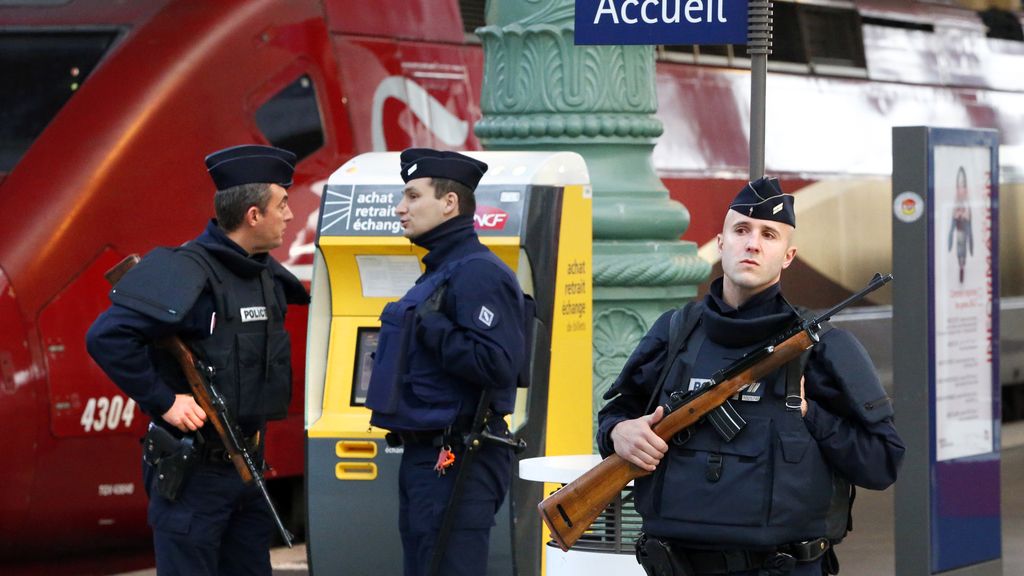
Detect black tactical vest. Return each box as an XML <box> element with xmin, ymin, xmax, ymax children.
<box><xmin>635</xmin><ymin>303</ymin><xmax>852</xmax><ymax>548</ymax></box>
<box><xmin>159</xmin><ymin>245</ymin><xmax>292</xmax><ymax>423</ymax></box>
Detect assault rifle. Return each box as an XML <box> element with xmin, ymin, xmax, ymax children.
<box><xmin>538</xmin><ymin>273</ymin><xmax>893</xmax><ymax>551</ymax></box>
<box><xmin>104</xmin><ymin>254</ymin><xmax>294</xmax><ymax>548</ymax></box>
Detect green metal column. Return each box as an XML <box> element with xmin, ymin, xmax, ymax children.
<box><xmin>475</xmin><ymin>0</ymin><xmax>710</xmax><ymax>433</ymax></box>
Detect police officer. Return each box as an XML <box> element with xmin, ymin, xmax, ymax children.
<box><xmin>365</xmin><ymin>148</ymin><xmax>526</xmax><ymax>576</ymax></box>
<box><xmin>598</xmin><ymin>178</ymin><xmax>905</xmax><ymax>576</ymax></box>
<box><xmin>86</xmin><ymin>144</ymin><xmax>309</xmax><ymax>576</ymax></box>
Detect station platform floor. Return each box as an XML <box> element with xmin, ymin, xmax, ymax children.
<box><xmin>115</xmin><ymin>422</ymin><xmax>1024</xmax><ymax>576</ymax></box>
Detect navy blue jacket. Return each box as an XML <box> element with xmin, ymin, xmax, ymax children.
<box><xmin>598</xmin><ymin>280</ymin><xmax>905</xmax><ymax>492</ymax></box>
<box><xmin>412</xmin><ymin>216</ymin><xmax>524</xmax><ymax>401</ymax></box>
<box><xmin>86</xmin><ymin>220</ymin><xmax>308</xmax><ymax>430</ymax></box>
<box><xmin>367</xmin><ymin>215</ymin><xmax>524</xmax><ymax>432</ymax></box>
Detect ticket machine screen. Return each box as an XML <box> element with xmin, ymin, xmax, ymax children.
<box><xmin>351</xmin><ymin>327</ymin><xmax>379</xmax><ymax>406</ymax></box>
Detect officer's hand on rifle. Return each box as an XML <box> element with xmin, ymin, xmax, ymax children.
<box><xmin>162</xmin><ymin>394</ymin><xmax>208</xmax><ymax>433</ymax></box>
<box><xmin>610</xmin><ymin>406</ymin><xmax>669</xmax><ymax>472</ymax></box>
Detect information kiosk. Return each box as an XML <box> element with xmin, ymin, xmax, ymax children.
<box><xmin>305</xmin><ymin>151</ymin><xmax>593</xmax><ymax>575</ymax></box>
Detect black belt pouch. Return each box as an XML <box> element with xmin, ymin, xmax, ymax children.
<box><xmin>144</xmin><ymin>426</ymin><xmax>199</xmax><ymax>501</ymax></box>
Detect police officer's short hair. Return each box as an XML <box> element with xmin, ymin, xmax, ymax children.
<box><xmin>215</xmin><ymin>182</ymin><xmax>273</xmax><ymax>232</ymax></box>
<box><xmin>431</xmin><ymin>177</ymin><xmax>475</xmax><ymax>216</ymax></box>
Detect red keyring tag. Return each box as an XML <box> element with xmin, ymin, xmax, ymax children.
<box><xmin>434</xmin><ymin>445</ymin><xmax>456</xmax><ymax>476</ymax></box>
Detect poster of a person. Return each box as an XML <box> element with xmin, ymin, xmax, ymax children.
<box><xmin>932</xmin><ymin>145</ymin><xmax>994</xmax><ymax>462</ymax></box>
<box><xmin>947</xmin><ymin>166</ymin><xmax>974</xmax><ymax>284</ymax></box>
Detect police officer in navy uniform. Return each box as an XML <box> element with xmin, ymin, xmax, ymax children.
<box><xmin>598</xmin><ymin>178</ymin><xmax>905</xmax><ymax>576</ymax></box>
<box><xmin>86</xmin><ymin>145</ymin><xmax>309</xmax><ymax>576</ymax></box>
<box><xmin>365</xmin><ymin>148</ymin><xmax>526</xmax><ymax>576</ymax></box>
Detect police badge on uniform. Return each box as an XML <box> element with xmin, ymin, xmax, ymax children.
<box><xmin>475</xmin><ymin>305</ymin><xmax>497</xmax><ymax>329</ymax></box>
<box><xmin>737</xmin><ymin>381</ymin><xmax>764</xmax><ymax>402</ymax></box>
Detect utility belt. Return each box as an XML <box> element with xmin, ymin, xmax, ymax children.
<box><xmin>384</xmin><ymin>415</ymin><xmax>522</xmax><ymax>453</ymax></box>
<box><xmin>635</xmin><ymin>533</ymin><xmax>832</xmax><ymax>576</ymax></box>
<box><xmin>384</xmin><ymin>415</ymin><xmax>478</xmax><ymax>448</ymax></box>
<box><xmin>202</xmin><ymin>432</ymin><xmax>262</xmax><ymax>465</ymax></box>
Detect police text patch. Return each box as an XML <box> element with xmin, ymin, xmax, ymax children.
<box><xmin>688</xmin><ymin>378</ymin><xmax>712</xmax><ymax>392</ymax></box>
<box><xmin>240</xmin><ymin>306</ymin><xmax>268</xmax><ymax>322</ymax></box>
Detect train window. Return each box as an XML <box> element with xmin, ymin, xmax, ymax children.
<box><xmin>459</xmin><ymin>0</ymin><xmax>487</xmax><ymax>38</ymax></box>
<box><xmin>859</xmin><ymin>16</ymin><xmax>934</xmax><ymax>33</ymax></box>
<box><xmin>770</xmin><ymin>1</ymin><xmax>808</xmax><ymax>65</ymax></box>
<box><xmin>797</xmin><ymin>4</ymin><xmax>866</xmax><ymax>68</ymax></box>
<box><xmin>0</xmin><ymin>31</ymin><xmax>117</xmax><ymax>172</ymax></box>
<box><xmin>979</xmin><ymin>8</ymin><xmax>1024</xmax><ymax>41</ymax></box>
<box><xmin>255</xmin><ymin>75</ymin><xmax>324</xmax><ymax>162</ymax></box>
<box><xmin>657</xmin><ymin>2</ymin><xmax>866</xmax><ymax>73</ymax></box>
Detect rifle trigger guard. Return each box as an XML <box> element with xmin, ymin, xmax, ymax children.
<box><xmin>672</xmin><ymin>428</ymin><xmax>692</xmax><ymax>446</ymax></box>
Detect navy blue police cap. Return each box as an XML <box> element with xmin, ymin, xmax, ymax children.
<box><xmin>399</xmin><ymin>148</ymin><xmax>488</xmax><ymax>190</ymax></box>
<box><xmin>729</xmin><ymin>176</ymin><xmax>796</xmax><ymax>228</ymax></box>
<box><xmin>204</xmin><ymin>144</ymin><xmax>297</xmax><ymax>190</ymax></box>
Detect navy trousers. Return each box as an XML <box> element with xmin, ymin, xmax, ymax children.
<box><xmin>399</xmin><ymin>442</ymin><xmax>512</xmax><ymax>576</ymax></box>
<box><xmin>143</xmin><ymin>460</ymin><xmax>274</xmax><ymax>576</ymax></box>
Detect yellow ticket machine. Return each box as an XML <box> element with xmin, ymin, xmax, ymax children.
<box><xmin>305</xmin><ymin>151</ymin><xmax>593</xmax><ymax>575</ymax></box>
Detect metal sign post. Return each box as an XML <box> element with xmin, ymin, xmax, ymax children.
<box><xmin>747</xmin><ymin>0</ymin><xmax>771</xmax><ymax>180</ymax></box>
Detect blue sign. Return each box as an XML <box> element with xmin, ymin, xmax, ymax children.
<box><xmin>575</xmin><ymin>0</ymin><xmax>749</xmax><ymax>45</ymax></box>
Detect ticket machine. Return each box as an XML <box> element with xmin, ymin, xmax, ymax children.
<box><xmin>305</xmin><ymin>151</ymin><xmax>593</xmax><ymax>575</ymax></box>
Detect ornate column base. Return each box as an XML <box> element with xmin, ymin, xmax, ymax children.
<box><xmin>591</xmin><ymin>240</ymin><xmax>710</xmax><ymax>439</ymax></box>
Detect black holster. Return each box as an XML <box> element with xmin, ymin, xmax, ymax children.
<box><xmin>143</xmin><ymin>425</ymin><xmax>199</xmax><ymax>501</ymax></box>
<box><xmin>635</xmin><ymin>534</ymin><xmax>695</xmax><ymax>576</ymax></box>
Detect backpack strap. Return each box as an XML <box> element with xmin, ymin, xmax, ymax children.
<box><xmin>643</xmin><ymin>301</ymin><xmax>702</xmax><ymax>415</ymax></box>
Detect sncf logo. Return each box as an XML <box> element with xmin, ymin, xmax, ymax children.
<box><xmin>474</xmin><ymin>206</ymin><xmax>508</xmax><ymax>230</ymax></box>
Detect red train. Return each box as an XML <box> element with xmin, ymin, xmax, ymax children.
<box><xmin>2</xmin><ymin>0</ymin><xmax>1022</xmax><ymax>568</ymax></box>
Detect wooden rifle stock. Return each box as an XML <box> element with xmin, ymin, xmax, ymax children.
<box><xmin>159</xmin><ymin>337</ymin><xmax>256</xmax><ymax>483</ymax></box>
<box><xmin>538</xmin><ymin>329</ymin><xmax>816</xmax><ymax>551</ymax></box>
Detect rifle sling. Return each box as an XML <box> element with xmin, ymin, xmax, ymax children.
<box><xmin>644</xmin><ymin>302</ymin><xmax>702</xmax><ymax>416</ymax></box>
<box><xmin>427</xmin><ymin>388</ymin><xmax>493</xmax><ymax>576</ymax></box>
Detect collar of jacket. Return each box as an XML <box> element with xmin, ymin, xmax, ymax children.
<box><xmin>194</xmin><ymin>219</ymin><xmax>270</xmax><ymax>279</ymax></box>
<box><xmin>414</xmin><ymin>215</ymin><xmax>481</xmax><ymax>272</ymax></box>
<box><xmin>701</xmin><ymin>277</ymin><xmax>797</xmax><ymax>347</ymax></box>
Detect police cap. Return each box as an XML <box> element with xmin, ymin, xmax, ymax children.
<box><xmin>205</xmin><ymin>144</ymin><xmax>297</xmax><ymax>190</ymax></box>
<box><xmin>729</xmin><ymin>176</ymin><xmax>796</xmax><ymax>228</ymax></box>
<box><xmin>400</xmin><ymin>148</ymin><xmax>488</xmax><ymax>190</ymax></box>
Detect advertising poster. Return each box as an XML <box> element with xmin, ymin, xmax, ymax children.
<box><xmin>932</xmin><ymin>145</ymin><xmax>995</xmax><ymax>462</ymax></box>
